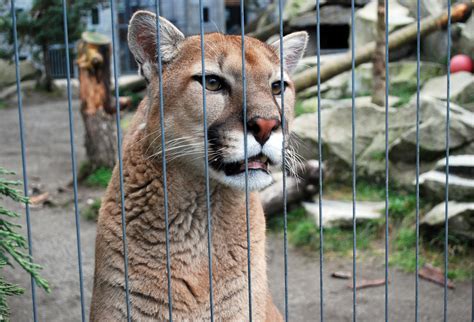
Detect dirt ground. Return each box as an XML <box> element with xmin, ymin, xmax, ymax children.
<box><xmin>0</xmin><ymin>99</ymin><xmax>471</xmax><ymax>321</ymax></box>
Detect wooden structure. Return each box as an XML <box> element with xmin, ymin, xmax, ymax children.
<box><xmin>77</xmin><ymin>31</ymin><xmax>117</xmax><ymax>173</ymax></box>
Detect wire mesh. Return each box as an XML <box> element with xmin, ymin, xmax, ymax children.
<box><xmin>414</xmin><ymin>0</ymin><xmax>422</xmax><ymax>319</ymax></box>
<box><xmin>153</xmin><ymin>3</ymin><xmax>174</xmax><ymax>320</ymax></box>
<box><xmin>444</xmin><ymin>0</ymin><xmax>452</xmax><ymax>320</ymax></box>
<box><xmin>109</xmin><ymin>0</ymin><xmax>132</xmax><ymax>319</ymax></box>
<box><xmin>6</xmin><ymin>0</ymin><xmax>465</xmax><ymax>320</ymax></box>
<box><xmin>384</xmin><ymin>0</ymin><xmax>390</xmax><ymax>319</ymax></box>
<box><xmin>276</xmin><ymin>0</ymin><xmax>290</xmax><ymax>320</ymax></box>
<box><xmin>350</xmin><ymin>0</ymin><xmax>357</xmax><ymax>319</ymax></box>
<box><xmin>239</xmin><ymin>0</ymin><xmax>254</xmax><ymax>320</ymax></box>
<box><xmin>316</xmin><ymin>0</ymin><xmax>325</xmax><ymax>320</ymax></box>
<box><xmin>198</xmin><ymin>1</ymin><xmax>216</xmax><ymax>320</ymax></box>
<box><xmin>61</xmin><ymin>1</ymin><xmax>86</xmax><ymax>320</ymax></box>
<box><xmin>10</xmin><ymin>1</ymin><xmax>38</xmax><ymax>320</ymax></box>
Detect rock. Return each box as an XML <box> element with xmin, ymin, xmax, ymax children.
<box><xmin>303</xmin><ymin>199</ymin><xmax>384</xmax><ymax>228</ymax></box>
<box><xmin>0</xmin><ymin>80</ymin><xmax>37</xmax><ymax>102</ymax></box>
<box><xmin>260</xmin><ymin>160</ymin><xmax>322</xmax><ymax>217</ymax></box>
<box><xmin>0</xmin><ymin>59</ymin><xmax>39</xmax><ymax>88</ymax></box>
<box><xmin>289</xmin><ymin>6</ymin><xmax>352</xmax><ymax>28</ymax></box>
<box><xmin>419</xmin><ymin>170</ymin><xmax>474</xmax><ymax>201</ymax></box>
<box><xmin>293</xmin><ymin>95</ymin><xmax>473</xmax><ymax>183</ymax></box>
<box><xmin>54</xmin><ymin>78</ymin><xmax>80</xmax><ymax>98</ymax></box>
<box><xmin>293</xmin><ymin>97</ymin><xmax>419</xmax><ymax>179</ymax></box>
<box><xmin>421</xmin><ymin>201</ymin><xmax>474</xmax><ymax>240</ymax></box>
<box><xmin>453</xmin><ymin>16</ymin><xmax>474</xmax><ymax>61</ymax></box>
<box><xmin>296</xmin><ymin>61</ymin><xmax>445</xmax><ymax>100</ymax></box>
<box><xmin>435</xmin><ymin>155</ymin><xmax>474</xmax><ymax>178</ymax></box>
<box><xmin>421</xmin><ymin>72</ymin><xmax>474</xmax><ymax>107</ymax></box>
<box><xmin>294</xmin><ymin>52</ymin><xmax>348</xmax><ymax>75</ymax></box>
<box><xmin>283</xmin><ymin>0</ymin><xmax>316</xmax><ymax>21</ymax></box>
<box><xmin>389</xmin><ymin>97</ymin><xmax>474</xmax><ymax>162</ymax></box>
<box><xmin>418</xmin><ymin>155</ymin><xmax>474</xmax><ymax>202</ymax></box>
<box><xmin>351</xmin><ymin>0</ymin><xmax>414</xmax><ymax>57</ymax></box>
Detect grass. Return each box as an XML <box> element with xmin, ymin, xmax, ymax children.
<box><xmin>391</xmin><ymin>82</ymin><xmax>417</xmax><ymax>107</ymax></box>
<box><xmin>0</xmin><ymin>99</ymin><xmax>7</xmax><ymax>110</ymax></box>
<box><xmin>270</xmin><ymin>181</ymin><xmax>472</xmax><ymax>281</ymax></box>
<box><xmin>83</xmin><ymin>198</ymin><xmax>101</xmax><ymax>221</ymax></box>
<box><xmin>268</xmin><ymin>208</ymin><xmax>382</xmax><ymax>256</ymax></box>
<box><xmin>84</xmin><ymin>167</ymin><xmax>112</xmax><ymax>188</ymax></box>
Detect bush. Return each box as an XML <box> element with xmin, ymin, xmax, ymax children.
<box><xmin>0</xmin><ymin>167</ymin><xmax>50</xmax><ymax>319</ymax></box>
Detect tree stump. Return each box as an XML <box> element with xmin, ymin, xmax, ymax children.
<box><xmin>77</xmin><ymin>32</ymin><xmax>117</xmax><ymax>173</ymax></box>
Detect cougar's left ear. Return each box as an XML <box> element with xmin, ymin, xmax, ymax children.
<box><xmin>128</xmin><ymin>10</ymin><xmax>185</xmax><ymax>80</ymax></box>
<box><xmin>270</xmin><ymin>31</ymin><xmax>308</xmax><ymax>74</ymax></box>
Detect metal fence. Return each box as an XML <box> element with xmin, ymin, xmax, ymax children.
<box><xmin>47</xmin><ymin>44</ymin><xmax>77</xmax><ymax>79</ymax></box>
<box><xmin>8</xmin><ymin>0</ymin><xmax>460</xmax><ymax>320</ymax></box>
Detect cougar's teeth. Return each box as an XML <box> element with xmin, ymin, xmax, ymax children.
<box><xmin>260</xmin><ymin>155</ymin><xmax>268</xmax><ymax>163</ymax></box>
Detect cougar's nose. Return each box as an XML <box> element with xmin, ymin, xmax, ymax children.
<box><xmin>247</xmin><ymin>118</ymin><xmax>281</xmax><ymax>145</ymax></box>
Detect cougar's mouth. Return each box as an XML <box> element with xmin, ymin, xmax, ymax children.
<box><xmin>220</xmin><ymin>154</ymin><xmax>270</xmax><ymax>176</ymax></box>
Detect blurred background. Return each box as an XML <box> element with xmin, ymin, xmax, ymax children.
<box><xmin>0</xmin><ymin>0</ymin><xmax>472</xmax><ymax>320</ymax></box>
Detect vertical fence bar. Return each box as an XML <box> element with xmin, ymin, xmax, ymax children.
<box><xmin>384</xmin><ymin>0</ymin><xmax>390</xmax><ymax>319</ymax></box>
<box><xmin>315</xmin><ymin>0</ymin><xmax>324</xmax><ymax>320</ymax></box>
<box><xmin>61</xmin><ymin>1</ymin><xmax>85</xmax><ymax>321</ymax></box>
<box><xmin>153</xmin><ymin>5</ymin><xmax>174</xmax><ymax>321</ymax></box>
<box><xmin>109</xmin><ymin>1</ymin><xmax>132</xmax><ymax>320</ymax></box>
<box><xmin>443</xmin><ymin>0</ymin><xmax>451</xmax><ymax>320</ymax></box>
<box><xmin>239</xmin><ymin>2</ymin><xmax>253</xmax><ymax>320</ymax></box>
<box><xmin>198</xmin><ymin>2</ymin><xmax>215</xmax><ymax>320</ymax></box>
<box><xmin>277</xmin><ymin>0</ymin><xmax>289</xmax><ymax>320</ymax></box>
<box><xmin>10</xmin><ymin>1</ymin><xmax>37</xmax><ymax>320</ymax></box>
<box><xmin>414</xmin><ymin>0</ymin><xmax>421</xmax><ymax>318</ymax></box>
<box><xmin>350</xmin><ymin>0</ymin><xmax>357</xmax><ymax>318</ymax></box>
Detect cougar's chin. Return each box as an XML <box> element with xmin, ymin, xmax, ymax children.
<box><xmin>210</xmin><ymin>168</ymin><xmax>274</xmax><ymax>191</ymax></box>
<box><xmin>209</xmin><ymin>153</ymin><xmax>277</xmax><ymax>191</ymax></box>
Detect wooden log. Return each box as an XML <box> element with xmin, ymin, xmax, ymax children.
<box><xmin>293</xmin><ymin>1</ymin><xmax>473</xmax><ymax>92</ymax></box>
<box><xmin>77</xmin><ymin>32</ymin><xmax>117</xmax><ymax>172</ymax></box>
<box><xmin>260</xmin><ymin>160</ymin><xmax>322</xmax><ymax>217</ymax></box>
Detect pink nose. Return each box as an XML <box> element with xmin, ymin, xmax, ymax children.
<box><xmin>248</xmin><ymin>118</ymin><xmax>280</xmax><ymax>145</ymax></box>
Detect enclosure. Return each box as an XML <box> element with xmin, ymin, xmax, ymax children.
<box><xmin>0</xmin><ymin>0</ymin><xmax>473</xmax><ymax>320</ymax></box>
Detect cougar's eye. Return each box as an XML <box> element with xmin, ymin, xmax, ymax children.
<box><xmin>193</xmin><ymin>75</ymin><xmax>224</xmax><ymax>91</ymax></box>
<box><xmin>205</xmin><ymin>76</ymin><xmax>223</xmax><ymax>91</ymax></box>
<box><xmin>271</xmin><ymin>81</ymin><xmax>287</xmax><ymax>95</ymax></box>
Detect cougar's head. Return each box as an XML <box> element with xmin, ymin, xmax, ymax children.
<box><xmin>128</xmin><ymin>11</ymin><xmax>308</xmax><ymax>191</ymax></box>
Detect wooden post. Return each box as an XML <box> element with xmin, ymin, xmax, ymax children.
<box><xmin>77</xmin><ymin>32</ymin><xmax>117</xmax><ymax>174</ymax></box>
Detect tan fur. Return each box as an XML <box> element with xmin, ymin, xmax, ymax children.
<box><xmin>90</xmin><ymin>12</ymin><xmax>307</xmax><ymax>321</ymax></box>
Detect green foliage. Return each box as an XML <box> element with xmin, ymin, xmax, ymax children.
<box><xmin>83</xmin><ymin>198</ymin><xmax>101</xmax><ymax>221</ymax></box>
<box><xmin>269</xmin><ymin>208</ymin><xmax>382</xmax><ymax>255</ymax></box>
<box><xmin>391</xmin><ymin>82</ymin><xmax>417</xmax><ymax>107</ymax></box>
<box><xmin>390</xmin><ymin>227</ymin><xmax>472</xmax><ymax>280</ymax></box>
<box><xmin>273</xmin><ymin>181</ymin><xmax>472</xmax><ymax>281</ymax></box>
<box><xmin>12</xmin><ymin>0</ymin><xmax>94</xmax><ymax>47</ymax></box>
<box><xmin>85</xmin><ymin>167</ymin><xmax>112</xmax><ymax>188</ymax></box>
<box><xmin>0</xmin><ymin>167</ymin><xmax>50</xmax><ymax>320</ymax></box>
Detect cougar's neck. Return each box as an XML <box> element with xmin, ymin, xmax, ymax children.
<box><xmin>121</xmin><ymin>130</ymin><xmax>247</xmax><ymax>245</ymax></box>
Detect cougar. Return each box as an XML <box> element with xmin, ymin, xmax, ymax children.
<box><xmin>90</xmin><ymin>10</ymin><xmax>308</xmax><ymax>321</ymax></box>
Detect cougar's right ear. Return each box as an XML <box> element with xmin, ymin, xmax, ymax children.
<box><xmin>128</xmin><ymin>11</ymin><xmax>185</xmax><ymax>80</ymax></box>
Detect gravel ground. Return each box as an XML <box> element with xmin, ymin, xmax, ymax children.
<box><xmin>0</xmin><ymin>99</ymin><xmax>471</xmax><ymax>321</ymax></box>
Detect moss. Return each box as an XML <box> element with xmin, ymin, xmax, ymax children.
<box><xmin>84</xmin><ymin>167</ymin><xmax>112</xmax><ymax>188</ymax></box>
